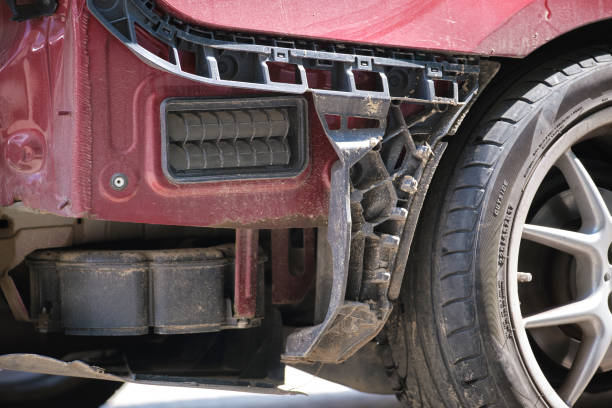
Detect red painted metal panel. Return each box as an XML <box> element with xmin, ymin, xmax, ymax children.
<box><xmin>0</xmin><ymin>0</ymin><xmax>336</xmax><ymax>228</ymax></box>
<box><xmin>0</xmin><ymin>0</ymin><xmax>82</xmax><ymax>215</ymax></box>
<box><xmin>234</xmin><ymin>229</ymin><xmax>259</xmax><ymax>318</ymax></box>
<box><xmin>157</xmin><ymin>0</ymin><xmax>612</xmax><ymax>57</ymax></box>
<box><xmin>2</xmin><ymin>0</ymin><xmax>610</xmax><ymax>229</ymax></box>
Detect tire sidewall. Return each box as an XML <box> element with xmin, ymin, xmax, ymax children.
<box><xmin>474</xmin><ymin>62</ymin><xmax>612</xmax><ymax>406</ymax></box>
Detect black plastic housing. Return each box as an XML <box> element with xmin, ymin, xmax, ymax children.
<box><xmin>27</xmin><ymin>245</ymin><xmax>265</xmax><ymax>335</ymax></box>
<box><xmin>161</xmin><ymin>96</ymin><xmax>308</xmax><ymax>183</ymax></box>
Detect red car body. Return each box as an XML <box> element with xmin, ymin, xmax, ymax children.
<box><xmin>0</xmin><ymin>0</ymin><xmax>609</xmax><ymax>229</ymax></box>
<box><xmin>3</xmin><ymin>1</ymin><xmax>612</xmax><ymax>404</ymax></box>
<box><xmin>158</xmin><ymin>0</ymin><xmax>610</xmax><ymax>57</ymax></box>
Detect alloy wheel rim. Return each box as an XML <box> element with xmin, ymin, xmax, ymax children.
<box><xmin>508</xmin><ymin>106</ymin><xmax>612</xmax><ymax>407</ymax></box>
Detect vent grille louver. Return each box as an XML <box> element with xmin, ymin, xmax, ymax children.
<box><xmin>162</xmin><ymin>97</ymin><xmax>308</xmax><ymax>182</ymax></box>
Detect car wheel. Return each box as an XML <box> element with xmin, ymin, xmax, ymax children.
<box><xmin>385</xmin><ymin>48</ymin><xmax>612</xmax><ymax>407</ymax></box>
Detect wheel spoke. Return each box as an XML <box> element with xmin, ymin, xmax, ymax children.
<box><xmin>558</xmin><ymin>330</ymin><xmax>612</xmax><ymax>406</ymax></box>
<box><xmin>523</xmin><ymin>297</ymin><xmax>597</xmax><ymax>329</ymax></box>
<box><xmin>522</xmin><ymin>224</ymin><xmax>595</xmax><ymax>257</ymax></box>
<box><xmin>556</xmin><ymin>150</ymin><xmax>610</xmax><ymax>231</ymax></box>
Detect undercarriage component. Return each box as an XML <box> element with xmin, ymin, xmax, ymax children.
<box><xmin>0</xmin><ymin>309</ymin><xmax>287</xmax><ymax>392</ymax></box>
<box><xmin>294</xmin><ymin>341</ymin><xmax>394</xmax><ymax>395</ymax></box>
<box><xmin>271</xmin><ymin>228</ymin><xmax>316</xmax><ymax>305</ymax></box>
<box><xmin>0</xmin><ymin>204</ymin><xmax>243</xmax><ymax>322</ymax></box>
<box><xmin>233</xmin><ymin>228</ymin><xmax>262</xmax><ymax>319</ymax></box>
<box><xmin>162</xmin><ymin>97</ymin><xmax>307</xmax><ymax>182</ymax></box>
<box><xmin>28</xmin><ymin>244</ymin><xmax>264</xmax><ymax>335</ymax></box>
<box><xmin>88</xmin><ymin>0</ymin><xmax>485</xmax><ymax>364</ymax></box>
<box><xmin>0</xmin><ymin>275</ymin><xmax>28</xmax><ymax>322</ymax></box>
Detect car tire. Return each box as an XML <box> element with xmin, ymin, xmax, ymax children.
<box><xmin>385</xmin><ymin>47</ymin><xmax>612</xmax><ymax>407</ymax></box>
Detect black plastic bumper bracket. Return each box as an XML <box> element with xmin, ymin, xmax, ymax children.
<box><xmin>88</xmin><ymin>0</ymin><xmax>483</xmax><ymax>365</ymax></box>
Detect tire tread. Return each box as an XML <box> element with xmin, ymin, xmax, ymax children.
<box><xmin>384</xmin><ymin>48</ymin><xmax>612</xmax><ymax>407</ymax></box>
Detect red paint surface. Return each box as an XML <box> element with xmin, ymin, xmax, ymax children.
<box><xmin>1</xmin><ymin>0</ymin><xmax>611</xmax><ymax>228</ymax></box>
<box><xmin>158</xmin><ymin>0</ymin><xmax>612</xmax><ymax>57</ymax></box>
<box><xmin>234</xmin><ymin>229</ymin><xmax>259</xmax><ymax>318</ymax></box>
<box><xmin>0</xmin><ymin>0</ymin><xmax>335</xmax><ymax>228</ymax></box>
<box><xmin>5</xmin><ymin>130</ymin><xmax>45</xmax><ymax>174</ymax></box>
<box><xmin>0</xmin><ymin>0</ymin><xmax>78</xmax><ymax>213</ymax></box>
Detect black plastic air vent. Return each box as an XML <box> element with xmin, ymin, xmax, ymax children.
<box><xmin>161</xmin><ymin>97</ymin><xmax>308</xmax><ymax>183</ymax></box>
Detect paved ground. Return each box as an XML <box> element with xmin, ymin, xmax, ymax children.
<box><xmin>102</xmin><ymin>367</ymin><xmax>401</xmax><ymax>408</ymax></box>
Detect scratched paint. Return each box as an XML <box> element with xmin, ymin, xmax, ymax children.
<box><xmin>156</xmin><ymin>0</ymin><xmax>611</xmax><ymax>57</ymax></box>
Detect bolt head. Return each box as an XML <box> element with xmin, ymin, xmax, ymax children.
<box><xmin>110</xmin><ymin>173</ymin><xmax>128</xmax><ymax>191</ymax></box>
<box><xmin>380</xmin><ymin>234</ymin><xmax>400</xmax><ymax>249</ymax></box>
<box><xmin>414</xmin><ymin>143</ymin><xmax>433</xmax><ymax>162</ymax></box>
<box><xmin>400</xmin><ymin>175</ymin><xmax>418</xmax><ymax>194</ymax></box>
